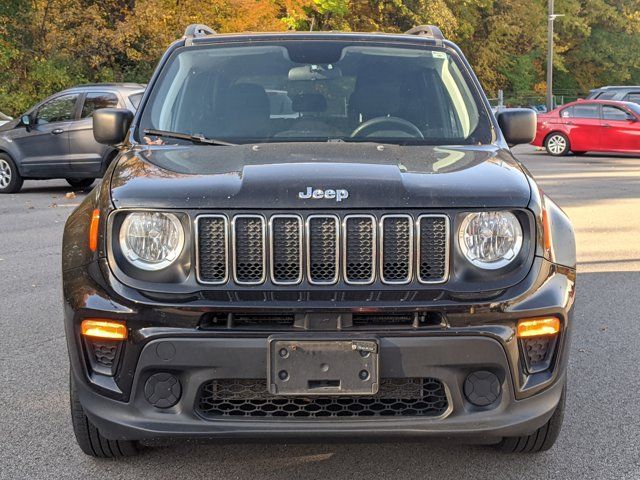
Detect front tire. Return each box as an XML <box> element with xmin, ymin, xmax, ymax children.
<box><xmin>545</xmin><ymin>133</ymin><xmax>570</xmax><ymax>156</ymax></box>
<box><xmin>496</xmin><ymin>385</ymin><xmax>566</xmax><ymax>453</ymax></box>
<box><xmin>70</xmin><ymin>371</ymin><xmax>140</xmax><ymax>458</ymax></box>
<box><xmin>66</xmin><ymin>178</ymin><xmax>95</xmax><ymax>190</ymax></box>
<box><xmin>0</xmin><ymin>154</ymin><xmax>23</xmax><ymax>193</ymax></box>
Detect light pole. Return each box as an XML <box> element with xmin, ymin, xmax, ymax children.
<box><xmin>546</xmin><ymin>0</ymin><xmax>563</xmax><ymax>111</ymax></box>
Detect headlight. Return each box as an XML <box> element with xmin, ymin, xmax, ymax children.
<box><xmin>458</xmin><ymin>211</ymin><xmax>523</xmax><ymax>269</ymax></box>
<box><xmin>119</xmin><ymin>212</ymin><xmax>184</xmax><ymax>270</ymax></box>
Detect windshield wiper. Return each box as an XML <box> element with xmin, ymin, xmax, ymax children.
<box><xmin>143</xmin><ymin>129</ymin><xmax>236</xmax><ymax>146</ymax></box>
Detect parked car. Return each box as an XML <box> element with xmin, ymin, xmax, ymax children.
<box><xmin>532</xmin><ymin>99</ymin><xmax>640</xmax><ymax>156</ymax></box>
<box><xmin>586</xmin><ymin>86</ymin><xmax>640</xmax><ymax>104</ymax></box>
<box><xmin>0</xmin><ymin>83</ymin><xmax>145</xmax><ymax>193</ymax></box>
<box><xmin>62</xmin><ymin>24</ymin><xmax>575</xmax><ymax>458</ymax></box>
<box><xmin>0</xmin><ymin>112</ymin><xmax>11</xmax><ymax>126</ymax></box>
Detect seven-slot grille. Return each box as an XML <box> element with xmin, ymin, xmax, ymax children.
<box><xmin>197</xmin><ymin>213</ymin><xmax>449</xmax><ymax>286</ymax></box>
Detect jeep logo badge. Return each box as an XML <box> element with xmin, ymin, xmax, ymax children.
<box><xmin>298</xmin><ymin>187</ymin><xmax>349</xmax><ymax>202</ymax></box>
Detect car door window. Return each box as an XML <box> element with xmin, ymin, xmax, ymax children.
<box><xmin>596</xmin><ymin>92</ymin><xmax>617</xmax><ymax>100</ymax></box>
<box><xmin>36</xmin><ymin>94</ymin><xmax>78</xmax><ymax>124</ymax></box>
<box><xmin>624</xmin><ymin>93</ymin><xmax>640</xmax><ymax>105</ymax></box>
<box><xmin>572</xmin><ymin>104</ymin><xmax>599</xmax><ymax>119</ymax></box>
<box><xmin>603</xmin><ymin>105</ymin><xmax>634</xmax><ymax>121</ymax></box>
<box><xmin>560</xmin><ymin>107</ymin><xmax>573</xmax><ymax>118</ymax></box>
<box><xmin>81</xmin><ymin>92</ymin><xmax>119</xmax><ymax>118</ymax></box>
<box><xmin>129</xmin><ymin>93</ymin><xmax>143</xmax><ymax>110</ymax></box>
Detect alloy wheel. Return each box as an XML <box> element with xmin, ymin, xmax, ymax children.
<box><xmin>0</xmin><ymin>159</ymin><xmax>11</xmax><ymax>188</ymax></box>
<box><xmin>547</xmin><ymin>135</ymin><xmax>567</xmax><ymax>155</ymax></box>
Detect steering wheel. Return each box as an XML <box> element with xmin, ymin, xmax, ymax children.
<box><xmin>350</xmin><ymin>116</ymin><xmax>424</xmax><ymax>139</ymax></box>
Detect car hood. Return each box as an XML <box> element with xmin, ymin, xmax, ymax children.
<box><xmin>110</xmin><ymin>143</ymin><xmax>532</xmax><ymax>209</ymax></box>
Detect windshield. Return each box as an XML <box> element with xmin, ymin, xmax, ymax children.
<box><xmin>138</xmin><ymin>41</ymin><xmax>492</xmax><ymax>145</ymax></box>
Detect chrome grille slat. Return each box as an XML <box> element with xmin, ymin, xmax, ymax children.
<box><xmin>270</xmin><ymin>215</ymin><xmax>303</xmax><ymax>285</ymax></box>
<box><xmin>343</xmin><ymin>215</ymin><xmax>376</xmax><ymax>285</ymax></box>
<box><xmin>417</xmin><ymin>215</ymin><xmax>449</xmax><ymax>284</ymax></box>
<box><xmin>232</xmin><ymin>215</ymin><xmax>266</xmax><ymax>285</ymax></box>
<box><xmin>306</xmin><ymin>215</ymin><xmax>339</xmax><ymax>285</ymax></box>
<box><xmin>196</xmin><ymin>215</ymin><xmax>228</xmax><ymax>284</ymax></box>
<box><xmin>380</xmin><ymin>215</ymin><xmax>413</xmax><ymax>284</ymax></box>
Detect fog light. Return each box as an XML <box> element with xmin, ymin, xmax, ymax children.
<box><xmin>144</xmin><ymin>373</ymin><xmax>182</xmax><ymax>408</ymax></box>
<box><xmin>81</xmin><ymin>319</ymin><xmax>127</xmax><ymax>340</ymax></box>
<box><xmin>517</xmin><ymin>317</ymin><xmax>560</xmax><ymax>338</ymax></box>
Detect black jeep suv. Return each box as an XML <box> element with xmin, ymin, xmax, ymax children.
<box><xmin>62</xmin><ymin>25</ymin><xmax>576</xmax><ymax>457</ymax></box>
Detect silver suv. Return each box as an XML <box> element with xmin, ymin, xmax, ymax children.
<box><xmin>0</xmin><ymin>83</ymin><xmax>145</xmax><ymax>193</ymax></box>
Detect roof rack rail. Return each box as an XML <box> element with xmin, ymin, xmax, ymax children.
<box><xmin>405</xmin><ymin>25</ymin><xmax>444</xmax><ymax>41</ymax></box>
<box><xmin>183</xmin><ymin>24</ymin><xmax>216</xmax><ymax>38</ymax></box>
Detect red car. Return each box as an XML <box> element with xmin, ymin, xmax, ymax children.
<box><xmin>532</xmin><ymin>99</ymin><xmax>640</xmax><ymax>156</ymax></box>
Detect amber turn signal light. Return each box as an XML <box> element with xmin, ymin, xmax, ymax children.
<box><xmin>81</xmin><ymin>319</ymin><xmax>127</xmax><ymax>340</ymax></box>
<box><xmin>517</xmin><ymin>317</ymin><xmax>560</xmax><ymax>338</ymax></box>
<box><xmin>89</xmin><ymin>209</ymin><xmax>100</xmax><ymax>252</ymax></box>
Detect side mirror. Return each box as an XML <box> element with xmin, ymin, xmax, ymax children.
<box><xmin>21</xmin><ymin>114</ymin><xmax>31</xmax><ymax>127</ymax></box>
<box><xmin>496</xmin><ymin>108</ymin><xmax>537</xmax><ymax>146</ymax></box>
<box><xmin>93</xmin><ymin>108</ymin><xmax>134</xmax><ymax>145</ymax></box>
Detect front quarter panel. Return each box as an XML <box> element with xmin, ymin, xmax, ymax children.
<box><xmin>545</xmin><ymin>195</ymin><xmax>576</xmax><ymax>269</ymax></box>
<box><xmin>62</xmin><ymin>162</ymin><xmax>115</xmax><ymax>272</ymax></box>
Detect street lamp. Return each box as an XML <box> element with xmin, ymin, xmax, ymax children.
<box><xmin>546</xmin><ymin>0</ymin><xmax>564</xmax><ymax>111</ymax></box>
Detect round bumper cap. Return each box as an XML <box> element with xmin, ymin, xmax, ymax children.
<box><xmin>464</xmin><ymin>371</ymin><xmax>501</xmax><ymax>407</ymax></box>
<box><xmin>144</xmin><ymin>373</ymin><xmax>182</xmax><ymax>408</ymax></box>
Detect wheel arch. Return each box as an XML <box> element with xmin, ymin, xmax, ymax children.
<box><xmin>543</xmin><ymin>130</ymin><xmax>570</xmax><ymax>147</ymax></box>
<box><xmin>0</xmin><ymin>147</ymin><xmax>22</xmax><ymax>175</ymax></box>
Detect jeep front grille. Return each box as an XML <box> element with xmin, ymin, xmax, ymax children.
<box><xmin>196</xmin><ymin>213</ymin><xmax>449</xmax><ymax>286</ymax></box>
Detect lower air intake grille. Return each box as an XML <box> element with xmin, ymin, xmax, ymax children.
<box><xmin>521</xmin><ymin>335</ymin><xmax>556</xmax><ymax>373</ymax></box>
<box><xmin>84</xmin><ymin>338</ymin><xmax>121</xmax><ymax>376</ymax></box>
<box><xmin>418</xmin><ymin>215</ymin><xmax>448</xmax><ymax>283</ymax></box>
<box><xmin>197</xmin><ymin>378</ymin><xmax>448</xmax><ymax>418</ymax></box>
<box><xmin>233</xmin><ymin>216</ymin><xmax>265</xmax><ymax>284</ymax></box>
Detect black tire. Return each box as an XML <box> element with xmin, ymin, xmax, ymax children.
<box><xmin>0</xmin><ymin>153</ymin><xmax>24</xmax><ymax>193</ymax></box>
<box><xmin>70</xmin><ymin>371</ymin><xmax>140</xmax><ymax>458</ymax></box>
<box><xmin>544</xmin><ymin>132</ymin><xmax>570</xmax><ymax>156</ymax></box>
<box><xmin>496</xmin><ymin>385</ymin><xmax>566</xmax><ymax>453</ymax></box>
<box><xmin>66</xmin><ymin>178</ymin><xmax>95</xmax><ymax>190</ymax></box>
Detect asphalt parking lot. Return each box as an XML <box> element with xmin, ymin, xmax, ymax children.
<box><xmin>1</xmin><ymin>145</ymin><xmax>639</xmax><ymax>479</ymax></box>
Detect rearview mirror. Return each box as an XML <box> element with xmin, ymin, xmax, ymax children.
<box><xmin>288</xmin><ymin>64</ymin><xmax>342</xmax><ymax>82</ymax></box>
<box><xmin>93</xmin><ymin>108</ymin><xmax>134</xmax><ymax>145</ymax></box>
<box><xmin>496</xmin><ymin>108</ymin><xmax>537</xmax><ymax>146</ymax></box>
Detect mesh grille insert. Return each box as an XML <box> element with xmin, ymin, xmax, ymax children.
<box><xmin>197</xmin><ymin>378</ymin><xmax>448</xmax><ymax>418</ymax></box>
<box><xmin>344</xmin><ymin>216</ymin><xmax>375</xmax><ymax>284</ymax></box>
<box><xmin>271</xmin><ymin>216</ymin><xmax>302</xmax><ymax>284</ymax></box>
<box><xmin>381</xmin><ymin>216</ymin><xmax>412</xmax><ymax>283</ymax></box>
<box><xmin>233</xmin><ymin>216</ymin><xmax>265</xmax><ymax>284</ymax></box>
<box><xmin>197</xmin><ymin>216</ymin><xmax>228</xmax><ymax>283</ymax></box>
<box><xmin>308</xmin><ymin>216</ymin><xmax>338</xmax><ymax>284</ymax></box>
<box><xmin>418</xmin><ymin>216</ymin><xmax>448</xmax><ymax>283</ymax></box>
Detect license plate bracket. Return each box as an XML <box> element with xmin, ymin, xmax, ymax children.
<box><xmin>268</xmin><ymin>337</ymin><xmax>379</xmax><ymax>396</ymax></box>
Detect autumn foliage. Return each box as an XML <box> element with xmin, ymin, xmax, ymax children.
<box><xmin>1</xmin><ymin>0</ymin><xmax>639</xmax><ymax>115</ymax></box>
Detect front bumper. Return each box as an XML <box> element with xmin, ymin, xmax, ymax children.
<box><xmin>64</xmin><ymin>257</ymin><xmax>575</xmax><ymax>442</ymax></box>
<box><xmin>73</xmin><ymin>335</ymin><xmax>566</xmax><ymax>441</ymax></box>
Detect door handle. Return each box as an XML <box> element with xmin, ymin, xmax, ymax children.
<box><xmin>52</xmin><ymin>128</ymin><xmax>64</xmax><ymax>135</ymax></box>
